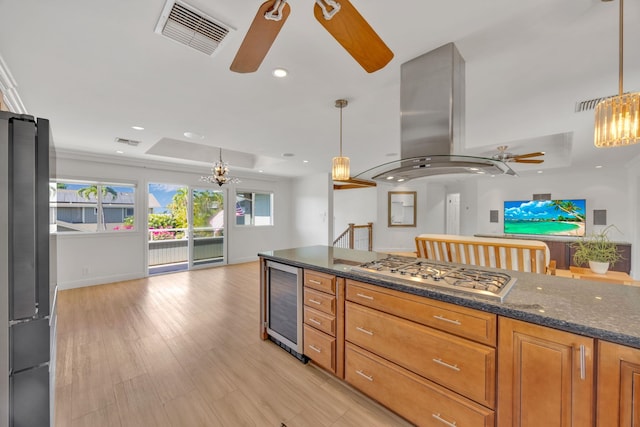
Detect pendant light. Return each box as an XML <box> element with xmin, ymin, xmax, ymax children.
<box><xmin>332</xmin><ymin>99</ymin><xmax>350</xmax><ymax>181</ymax></box>
<box><xmin>593</xmin><ymin>0</ymin><xmax>639</xmax><ymax>147</ymax></box>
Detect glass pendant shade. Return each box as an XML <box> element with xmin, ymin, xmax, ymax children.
<box><xmin>594</xmin><ymin>93</ymin><xmax>640</xmax><ymax>147</ymax></box>
<box><xmin>594</xmin><ymin>0</ymin><xmax>639</xmax><ymax>147</ymax></box>
<box><xmin>332</xmin><ymin>156</ymin><xmax>350</xmax><ymax>181</ymax></box>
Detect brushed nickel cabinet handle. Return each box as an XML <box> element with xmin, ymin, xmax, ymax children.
<box><xmin>308</xmin><ymin>318</ymin><xmax>322</xmax><ymax>325</ymax></box>
<box><xmin>309</xmin><ymin>345</ymin><xmax>322</xmax><ymax>353</ymax></box>
<box><xmin>356</xmin><ymin>293</ymin><xmax>374</xmax><ymax>300</ymax></box>
<box><xmin>308</xmin><ymin>299</ymin><xmax>322</xmax><ymax>305</ymax></box>
<box><xmin>433</xmin><ymin>315</ymin><xmax>461</xmax><ymax>326</ymax></box>
<box><xmin>355</xmin><ymin>326</ymin><xmax>374</xmax><ymax>336</ymax></box>
<box><xmin>355</xmin><ymin>370</ymin><xmax>373</xmax><ymax>381</ymax></box>
<box><xmin>308</xmin><ymin>279</ymin><xmax>322</xmax><ymax>285</ymax></box>
<box><xmin>432</xmin><ymin>358</ymin><xmax>460</xmax><ymax>372</ymax></box>
<box><xmin>432</xmin><ymin>413</ymin><xmax>457</xmax><ymax>427</ymax></box>
<box><xmin>579</xmin><ymin>344</ymin><xmax>586</xmax><ymax>380</ymax></box>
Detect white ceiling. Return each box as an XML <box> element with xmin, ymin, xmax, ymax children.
<box><xmin>1</xmin><ymin>0</ymin><xmax>639</xmax><ymax>180</ymax></box>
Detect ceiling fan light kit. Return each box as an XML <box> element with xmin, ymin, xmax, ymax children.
<box><xmin>594</xmin><ymin>0</ymin><xmax>640</xmax><ymax>147</ymax></box>
<box><xmin>231</xmin><ymin>0</ymin><xmax>393</xmax><ymax>74</ymax></box>
<box><xmin>332</xmin><ymin>99</ymin><xmax>351</xmax><ymax>181</ymax></box>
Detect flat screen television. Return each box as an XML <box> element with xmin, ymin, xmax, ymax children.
<box><xmin>503</xmin><ymin>199</ymin><xmax>586</xmax><ymax>236</ymax></box>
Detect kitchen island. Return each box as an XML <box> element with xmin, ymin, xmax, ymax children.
<box><xmin>259</xmin><ymin>246</ymin><xmax>640</xmax><ymax>426</ymax></box>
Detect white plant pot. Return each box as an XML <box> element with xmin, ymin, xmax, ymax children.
<box><xmin>588</xmin><ymin>260</ymin><xmax>610</xmax><ymax>275</ymax></box>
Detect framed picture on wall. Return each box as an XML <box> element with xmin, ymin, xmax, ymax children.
<box><xmin>388</xmin><ymin>191</ymin><xmax>416</xmax><ymax>227</ymax></box>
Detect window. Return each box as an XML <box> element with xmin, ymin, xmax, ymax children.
<box><xmin>236</xmin><ymin>191</ymin><xmax>273</xmax><ymax>226</ymax></box>
<box><xmin>50</xmin><ymin>180</ymin><xmax>136</xmax><ymax>233</ymax></box>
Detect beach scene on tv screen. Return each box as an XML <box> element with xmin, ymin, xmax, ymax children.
<box><xmin>504</xmin><ymin>199</ymin><xmax>586</xmax><ymax>236</ymax></box>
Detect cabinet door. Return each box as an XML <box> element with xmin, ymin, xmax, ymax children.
<box><xmin>597</xmin><ymin>341</ymin><xmax>640</xmax><ymax>427</ymax></box>
<box><xmin>498</xmin><ymin>317</ymin><xmax>594</xmax><ymax>427</ymax></box>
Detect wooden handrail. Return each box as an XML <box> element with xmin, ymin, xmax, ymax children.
<box><xmin>334</xmin><ymin>222</ymin><xmax>373</xmax><ymax>251</ymax></box>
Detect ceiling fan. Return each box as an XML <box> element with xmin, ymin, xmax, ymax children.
<box><xmin>492</xmin><ymin>146</ymin><xmax>545</xmax><ymax>164</ymax></box>
<box><xmin>230</xmin><ymin>0</ymin><xmax>394</xmax><ymax>74</ymax></box>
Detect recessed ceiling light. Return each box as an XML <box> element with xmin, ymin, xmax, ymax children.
<box><xmin>116</xmin><ymin>150</ymin><xmax>124</xmax><ymax>154</ymax></box>
<box><xmin>397</xmin><ymin>178</ymin><xmax>405</xmax><ymax>182</ymax></box>
<box><xmin>183</xmin><ymin>131</ymin><xmax>204</xmax><ymax>139</ymax></box>
<box><xmin>595</xmin><ymin>165</ymin><xmax>603</xmax><ymax>169</ymax></box>
<box><xmin>537</xmin><ymin>170</ymin><xmax>543</xmax><ymax>174</ymax></box>
<box><xmin>273</xmin><ymin>68</ymin><xmax>288</xmax><ymax>78</ymax></box>
<box><xmin>258</xmin><ymin>170</ymin><xmax>264</xmax><ymax>173</ymax></box>
<box><xmin>469</xmin><ymin>167</ymin><xmax>479</xmax><ymax>171</ymax></box>
<box><xmin>303</xmin><ymin>160</ymin><xmax>309</xmax><ymax>163</ymax></box>
<box><xmin>386</xmin><ymin>176</ymin><xmax>394</xmax><ymax>180</ymax></box>
<box><xmin>131</xmin><ymin>126</ymin><xmax>144</xmax><ymax>131</ymax></box>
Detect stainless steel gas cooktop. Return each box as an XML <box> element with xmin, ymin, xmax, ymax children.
<box><xmin>351</xmin><ymin>255</ymin><xmax>516</xmax><ymax>302</ymax></box>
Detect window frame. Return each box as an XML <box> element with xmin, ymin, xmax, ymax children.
<box><xmin>234</xmin><ymin>190</ymin><xmax>274</xmax><ymax>227</ymax></box>
<box><xmin>50</xmin><ymin>179</ymin><xmax>137</xmax><ymax>234</ymax></box>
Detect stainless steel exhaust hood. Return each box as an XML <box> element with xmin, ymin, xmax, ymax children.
<box><xmin>354</xmin><ymin>43</ymin><xmax>515</xmax><ymax>182</ymax></box>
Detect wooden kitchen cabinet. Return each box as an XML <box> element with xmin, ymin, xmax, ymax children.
<box><xmin>596</xmin><ymin>340</ymin><xmax>640</xmax><ymax>426</ymax></box>
<box><xmin>302</xmin><ymin>269</ymin><xmax>344</xmax><ymax>377</ymax></box>
<box><xmin>497</xmin><ymin>317</ymin><xmax>594</xmax><ymax>427</ymax></box>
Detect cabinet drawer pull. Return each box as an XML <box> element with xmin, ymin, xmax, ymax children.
<box><xmin>355</xmin><ymin>370</ymin><xmax>374</xmax><ymax>381</ymax></box>
<box><xmin>579</xmin><ymin>344</ymin><xmax>586</xmax><ymax>380</ymax></box>
<box><xmin>308</xmin><ymin>345</ymin><xmax>322</xmax><ymax>353</ymax></box>
<box><xmin>308</xmin><ymin>318</ymin><xmax>322</xmax><ymax>326</ymax></box>
<box><xmin>432</xmin><ymin>358</ymin><xmax>460</xmax><ymax>372</ymax></box>
<box><xmin>433</xmin><ymin>315</ymin><xmax>461</xmax><ymax>326</ymax></box>
<box><xmin>355</xmin><ymin>326</ymin><xmax>374</xmax><ymax>336</ymax></box>
<box><xmin>356</xmin><ymin>293</ymin><xmax>374</xmax><ymax>300</ymax></box>
<box><xmin>432</xmin><ymin>413</ymin><xmax>457</xmax><ymax>427</ymax></box>
<box><xmin>308</xmin><ymin>299</ymin><xmax>322</xmax><ymax>305</ymax></box>
<box><xmin>308</xmin><ymin>279</ymin><xmax>322</xmax><ymax>285</ymax></box>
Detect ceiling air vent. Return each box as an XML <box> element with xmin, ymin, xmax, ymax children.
<box><xmin>575</xmin><ymin>93</ymin><xmax>619</xmax><ymax>112</ymax></box>
<box><xmin>115</xmin><ymin>137</ymin><xmax>141</xmax><ymax>147</ymax></box>
<box><xmin>155</xmin><ymin>0</ymin><xmax>233</xmax><ymax>56</ymax></box>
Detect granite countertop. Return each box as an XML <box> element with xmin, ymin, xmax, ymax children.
<box><xmin>259</xmin><ymin>245</ymin><xmax>640</xmax><ymax>349</ymax></box>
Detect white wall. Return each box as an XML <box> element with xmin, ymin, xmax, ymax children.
<box><xmin>333</xmin><ymin>187</ymin><xmax>377</xmax><ymax>239</ymax></box>
<box><xmin>54</xmin><ymin>152</ymin><xmax>293</xmax><ymax>289</ymax></box>
<box><xmin>290</xmin><ymin>173</ymin><xmax>333</xmax><ymax>247</ymax></box>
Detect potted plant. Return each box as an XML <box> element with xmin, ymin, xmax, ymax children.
<box><xmin>571</xmin><ymin>225</ymin><xmax>622</xmax><ymax>274</ymax></box>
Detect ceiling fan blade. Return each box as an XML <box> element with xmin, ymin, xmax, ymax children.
<box><xmin>230</xmin><ymin>1</ymin><xmax>291</xmax><ymax>73</ymax></box>
<box><xmin>514</xmin><ymin>151</ymin><xmax>545</xmax><ymax>159</ymax></box>
<box><xmin>514</xmin><ymin>159</ymin><xmax>544</xmax><ymax>164</ymax></box>
<box><xmin>313</xmin><ymin>0</ymin><xmax>393</xmax><ymax>73</ymax></box>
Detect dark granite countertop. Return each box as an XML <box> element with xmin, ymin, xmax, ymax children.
<box><xmin>259</xmin><ymin>245</ymin><xmax>640</xmax><ymax>349</ymax></box>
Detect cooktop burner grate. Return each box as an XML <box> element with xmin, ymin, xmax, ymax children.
<box><xmin>352</xmin><ymin>256</ymin><xmax>516</xmax><ymax>302</ymax></box>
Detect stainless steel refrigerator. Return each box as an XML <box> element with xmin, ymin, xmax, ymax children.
<box><xmin>0</xmin><ymin>111</ymin><xmax>52</xmax><ymax>427</ymax></box>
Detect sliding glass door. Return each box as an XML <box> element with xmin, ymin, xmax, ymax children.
<box><xmin>148</xmin><ymin>183</ymin><xmax>225</xmax><ymax>274</ymax></box>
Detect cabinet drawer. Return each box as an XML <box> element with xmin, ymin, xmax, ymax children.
<box><xmin>346</xmin><ymin>343</ymin><xmax>495</xmax><ymax>427</ymax></box>
<box><xmin>304</xmin><ymin>324</ymin><xmax>336</xmax><ymax>372</ymax></box>
<box><xmin>304</xmin><ymin>288</ymin><xmax>336</xmax><ymax>316</ymax></box>
<box><xmin>346</xmin><ymin>302</ymin><xmax>496</xmax><ymax>408</ymax></box>
<box><xmin>347</xmin><ymin>280</ymin><xmax>496</xmax><ymax>346</ymax></box>
<box><xmin>304</xmin><ymin>306</ymin><xmax>336</xmax><ymax>336</ymax></box>
<box><xmin>304</xmin><ymin>270</ymin><xmax>336</xmax><ymax>294</ymax></box>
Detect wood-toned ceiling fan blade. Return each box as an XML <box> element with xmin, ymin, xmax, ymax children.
<box><xmin>514</xmin><ymin>151</ymin><xmax>545</xmax><ymax>159</ymax></box>
<box><xmin>514</xmin><ymin>159</ymin><xmax>544</xmax><ymax>164</ymax></box>
<box><xmin>230</xmin><ymin>1</ymin><xmax>291</xmax><ymax>73</ymax></box>
<box><xmin>313</xmin><ymin>0</ymin><xmax>393</xmax><ymax>73</ymax></box>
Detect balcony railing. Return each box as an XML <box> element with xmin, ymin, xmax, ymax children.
<box><xmin>148</xmin><ymin>228</ymin><xmax>223</xmax><ymax>266</ymax></box>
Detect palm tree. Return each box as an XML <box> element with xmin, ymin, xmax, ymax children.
<box><xmin>77</xmin><ymin>185</ymin><xmax>118</xmax><ymax>230</ymax></box>
<box><xmin>77</xmin><ymin>185</ymin><xmax>118</xmax><ymax>201</ymax></box>
<box><xmin>550</xmin><ymin>200</ymin><xmax>585</xmax><ymax>221</ymax></box>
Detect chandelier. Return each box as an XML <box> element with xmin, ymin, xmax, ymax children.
<box><xmin>593</xmin><ymin>0</ymin><xmax>639</xmax><ymax>147</ymax></box>
<box><xmin>200</xmin><ymin>148</ymin><xmax>240</xmax><ymax>186</ymax></box>
<box><xmin>332</xmin><ymin>99</ymin><xmax>350</xmax><ymax>181</ymax></box>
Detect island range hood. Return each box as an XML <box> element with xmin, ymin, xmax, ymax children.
<box><xmin>354</xmin><ymin>43</ymin><xmax>515</xmax><ymax>183</ymax></box>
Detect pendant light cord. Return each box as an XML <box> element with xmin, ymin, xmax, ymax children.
<box><xmin>618</xmin><ymin>0</ymin><xmax>624</xmax><ymax>97</ymax></box>
<box><xmin>339</xmin><ymin>104</ymin><xmax>343</xmax><ymax>156</ymax></box>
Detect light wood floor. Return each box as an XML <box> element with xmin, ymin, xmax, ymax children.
<box><xmin>54</xmin><ymin>262</ymin><xmax>412</xmax><ymax>427</ymax></box>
